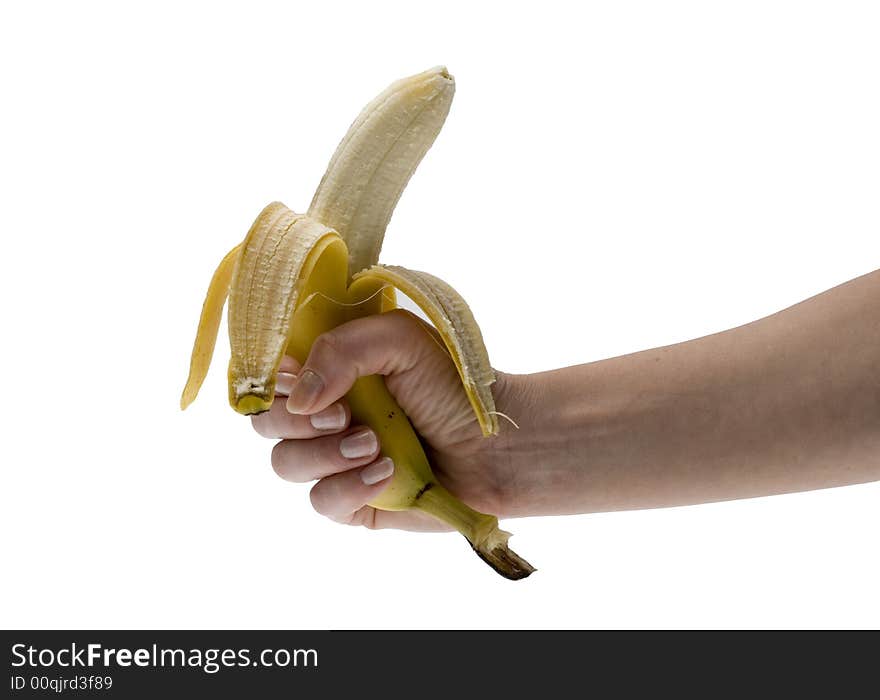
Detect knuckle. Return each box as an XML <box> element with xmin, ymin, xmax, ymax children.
<box><xmin>387</xmin><ymin>307</ymin><xmax>417</xmax><ymax>325</ymax></box>
<box><xmin>270</xmin><ymin>441</ymin><xmax>301</xmax><ymax>480</ymax></box>
<box><xmin>386</xmin><ymin>308</ymin><xmax>423</xmax><ymax>337</ymax></box>
<box><xmin>251</xmin><ymin>414</ymin><xmax>272</xmax><ymax>438</ymax></box>
<box><xmin>310</xmin><ymin>438</ymin><xmax>335</xmax><ymax>470</ymax></box>
<box><xmin>310</xmin><ymin>479</ymin><xmax>356</xmax><ymax>525</ymax></box>
<box><xmin>309</xmin><ymin>480</ymin><xmax>334</xmax><ymax>516</ymax></box>
<box><xmin>353</xmin><ymin>506</ymin><xmax>380</xmax><ymax>530</ymax></box>
<box><xmin>384</xmin><ymin>308</ymin><xmax>430</xmax><ymax>352</ymax></box>
<box><xmin>311</xmin><ymin>331</ymin><xmax>344</xmax><ymax>363</ymax></box>
<box><xmin>270</xmin><ymin>441</ymin><xmax>286</xmax><ymax>477</ymax></box>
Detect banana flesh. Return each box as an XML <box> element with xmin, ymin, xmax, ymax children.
<box><xmin>308</xmin><ymin>66</ymin><xmax>455</xmax><ymax>278</ymax></box>
<box><xmin>182</xmin><ymin>67</ymin><xmax>534</xmax><ymax>580</ymax></box>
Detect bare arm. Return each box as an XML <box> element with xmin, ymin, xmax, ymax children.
<box><xmin>492</xmin><ymin>269</ymin><xmax>880</xmax><ymax>516</ymax></box>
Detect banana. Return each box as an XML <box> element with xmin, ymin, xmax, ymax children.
<box><xmin>181</xmin><ymin>66</ymin><xmax>535</xmax><ymax>580</ymax></box>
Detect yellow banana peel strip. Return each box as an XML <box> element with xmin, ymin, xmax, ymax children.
<box><xmin>180</xmin><ymin>242</ymin><xmax>242</xmax><ymax>410</ymax></box>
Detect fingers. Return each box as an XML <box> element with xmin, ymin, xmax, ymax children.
<box><xmin>310</xmin><ymin>487</ymin><xmax>453</xmax><ymax>531</ymax></box>
<box><xmin>252</xmin><ymin>395</ymin><xmax>350</xmax><ymax>439</ymax></box>
<box><xmin>271</xmin><ymin>427</ymin><xmax>381</xmax><ymax>483</ymax></box>
<box><xmin>307</xmin><ymin>460</ymin><xmax>449</xmax><ymax>530</ymax></box>
<box><xmin>285</xmin><ymin>310</ymin><xmax>427</xmax><ymax>414</ymax></box>
<box><xmin>251</xmin><ymin>355</ymin><xmax>350</xmax><ymax>439</ymax></box>
<box><xmin>348</xmin><ymin>505</ymin><xmax>454</xmax><ymax>532</ymax></box>
<box><xmin>308</xmin><ymin>457</ymin><xmax>395</xmax><ymax>523</ymax></box>
<box><xmin>259</xmin><ymin>336</ymin><xmax>456</xmax><ymax>532</ymax></box>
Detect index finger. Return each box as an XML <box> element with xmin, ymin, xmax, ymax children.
<box><xmin>252</xmin><ymin>395</ymin><xmax>350</xmax><ymax>439</ymax></box>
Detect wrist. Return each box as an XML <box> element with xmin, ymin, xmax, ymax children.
<box><xmin>488</xmin><ymin>362</ymin><xmax>642</xmax><ymax>517</ymax></box>
<box><xmin>487</xmin><ymin>369</ymin><xmax>572</xmax><ymax>517</ymax></box>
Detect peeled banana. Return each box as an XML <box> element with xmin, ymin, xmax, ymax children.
<box><xmin>181</xmin><ymin>66</ymin><xmax>534</xmax><ymax>580</ymax></box>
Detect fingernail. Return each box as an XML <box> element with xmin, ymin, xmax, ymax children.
<box><xmin>361</xmin><ymin>457</ymin><xmax>394</xmax><ymax>486</ymax></box>
<box><xmin>287</xmin><ymin>369</ymin><xmax>323</xmax><ymax>413</ymax></box>
<box><xmin>339</xmin><ymin>429</ymin><xmax>378</xmax><ymax>459</ymax></box>
<box><xmin>310</xmin><ymin>403</ymin><xmax>346</xmax><ymax>431</ymax></box>
<box><xmin>275</xmin><ymin>372</ymin><xmax>296</xmax><ymax>396</ymax></box>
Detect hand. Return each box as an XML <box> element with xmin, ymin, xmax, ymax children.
<box><xmin>251</xmin><ymin>309</ymin><xmax>509</xmax><ymax>531</ymax></box>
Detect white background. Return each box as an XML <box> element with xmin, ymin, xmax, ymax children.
<box><xmin>1</xmin><ymin>1</ymin><xmax>878</xmax><ymax>629</ymax></box>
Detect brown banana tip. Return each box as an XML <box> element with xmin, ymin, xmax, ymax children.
<box><xmin>470</xmin><ymin>537</ymin><xmax>536</xmax><ymax>581</ymax></box>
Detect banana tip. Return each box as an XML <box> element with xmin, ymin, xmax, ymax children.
<box><xmin>428</xmin><ymin>65</ymin><xmax>453</xmax><ymax>83</ymax></box>
<box><xmin>180</xmin><ymin>389</ymin><xmax>195</xmax><ymax>411</ymax></box>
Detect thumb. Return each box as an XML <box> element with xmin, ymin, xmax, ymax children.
<box><xmin>286</xmin><ymin>310</ymin><xmax>432</xmax><ymax>415</ymax></box>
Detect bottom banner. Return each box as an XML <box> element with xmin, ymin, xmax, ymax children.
<box><xmin>0</xmin><ymin>630</ymin><xmax>871</xmax><ymax>697</ymax></box>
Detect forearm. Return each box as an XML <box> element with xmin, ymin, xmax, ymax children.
<box><xmin>493</xmin><ymin>270</ymin><xmax>880</xmax><ymax>516</ymax></box>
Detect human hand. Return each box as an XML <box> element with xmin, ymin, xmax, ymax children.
<box><xmin>251</xmin><ymin>309</ymin><xmax>509</xmax><ymax>531</ymax></box>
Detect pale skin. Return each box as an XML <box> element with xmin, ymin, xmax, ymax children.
<box><xmin>252</xmin><ymin>269</ymin><xmax>880</xmax><ymax>530</ymax></box>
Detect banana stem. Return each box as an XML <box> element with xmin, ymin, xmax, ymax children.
<box><xmin>414</xmin><ymin>483</ymin><xmax>536</xmax><ymax>580</ymax></box>
<box><xmin>414</xmin><ymin>482</ymin><xmax>496</xmax><ymax>542</ymax></box>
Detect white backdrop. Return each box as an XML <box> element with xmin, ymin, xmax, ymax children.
<box><xmin>1</xmin><ymin>1</ymin><xmax>878</xmax><ymax>629</ymax></box>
